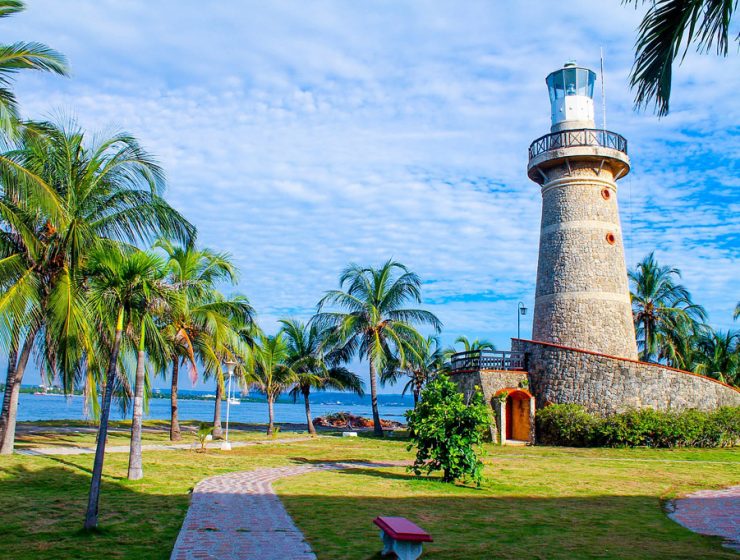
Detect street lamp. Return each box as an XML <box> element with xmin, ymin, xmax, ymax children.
<box><xmin>517</xmin><ymin>302</ymin><xmax>528</xmax><ymax>340</ymax></box>
<box><xmin>221</xmin><ymin>360</ymin><xmax>237</xmax><ymax>451</ymax></box>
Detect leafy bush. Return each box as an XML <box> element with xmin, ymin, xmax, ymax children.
<box><xmin>406</xmin><ymin>375</ymin><xmax>490</xmax><ymax>485</ymax></box>
<box><xmin>536</xmin><ymin>404</ymin><xmax>740</xmax><ymax>448</ymax></box>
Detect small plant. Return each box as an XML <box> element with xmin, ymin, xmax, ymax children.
<box><xmin>195</xmin><ymin>423</ymin><xmax>214</xmax><ymax>453</ymax></box>
<box><xmin>406</xmin><ymin>376</ymin><xmax>490</xmax><ymax>485</ymax></box>
<box><xmin>271</xmin><ymin>425</ymin><xmax>281</xmax><ymax>439</ymax></box>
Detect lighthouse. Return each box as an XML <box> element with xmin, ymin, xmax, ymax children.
<box><xmin>526</xmin><ymin>62</ymin><xmax>638</xmax><ymax>359</ymax></box>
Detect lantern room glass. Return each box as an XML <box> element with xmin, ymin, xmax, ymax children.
<box><xmin>547</xmin><ymin>67</ymin><xmax>595</xmax><ymax>102</ymax></box>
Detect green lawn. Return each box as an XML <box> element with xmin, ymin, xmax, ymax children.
<box><xmin>1</xmin><ymin>426</ymin><xmax>737</xmax><ymax>559</ymax></box>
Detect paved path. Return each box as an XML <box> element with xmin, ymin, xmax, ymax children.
<box><xmin>16</xmin><ymin>437</ymin><xmax>313</xmax><ymax>456</ymax></box>
<box><xmin>170</xmin><ymin>461</ymin><xmax>406</xmax><ymax>560</ymax></box>
<box><xmin>668</xmin><ymin>485</ymin><xmax>740</xmax><ymax>551</ymax></box>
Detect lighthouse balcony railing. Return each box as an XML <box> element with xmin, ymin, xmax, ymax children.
<box><xmin>528</xmin><ymin>128</ymin><xmax>628</xmax><ymax>160</ymax></box>
<box><xmin>450</xmin><ymin>350</ymin><xmax>526</xmax><ymax>373</ymax></box>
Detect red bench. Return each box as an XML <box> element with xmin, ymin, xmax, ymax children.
<box><xmin>373</xmin><ymin>516</ymin><xmax>433</xmax><ymax>560</ymax></box>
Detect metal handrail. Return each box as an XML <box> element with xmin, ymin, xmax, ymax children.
<box><xmin>528</xmin><ymin>128</ymin><xmax>627</xmax><ymax>160</ymax></box>
<box><xmin>450</xmin><ymin>350</ymin><xmax>525</xmax><ymax>372</ymax></box>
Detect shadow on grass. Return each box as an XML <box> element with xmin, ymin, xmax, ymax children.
<box><xmin>0</xmin><ymin>463</ymin><xmax>187</xmax><ymax>560</ymax></box>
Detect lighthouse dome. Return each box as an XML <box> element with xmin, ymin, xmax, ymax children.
<box><xmin>546</xmin><ymin>62</ymin><xmax>596</xmax><ymax>131</ymax></box>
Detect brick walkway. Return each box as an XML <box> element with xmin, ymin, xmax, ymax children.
<box><xmin>668</xmin><ymin>485</ymin><xmax>740</xmax><ymax>551</ymax></box>
<box><xmin>170</xmin><ymin>461</ymin><xmax>406</xmax><ymax>560</ymax></box>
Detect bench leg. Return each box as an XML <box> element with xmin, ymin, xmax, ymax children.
<box><xmin>379</xmin><ymin>530</ymin><xmax>394</xmax><ymax>556</ymax></box>
<box><xmin>392</xmin><ymin>540</ymin><xmax>424</xmax><ymax>560</ymax></box>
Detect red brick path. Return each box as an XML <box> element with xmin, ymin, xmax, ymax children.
<box><xmin>668</xmin><ymin>485</ymin><xmax>740</xmax><ymax>552</ymax></box>
<box><xmin>170</xmin><ymin>461</ymin><xmax>406</xmax><ymax>560</ymax></box>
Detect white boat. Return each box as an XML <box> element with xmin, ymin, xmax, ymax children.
<box><xmin>228</xmin><ymin>397</ymin><xmax>241</xmax><ymax>405</ymax></box>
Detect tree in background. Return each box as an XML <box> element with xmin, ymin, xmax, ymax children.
<box><xmin>0</xmin><ymin>121</ymin><xmax>193</xmax><ymax>454</ymax></box>
<box><xmin>0</xmin><ymin>0</ymin><xmax>68</xmax><ymax>132</ymax></box>
<box><xmin>83</xmin><ymin>247</ymin><xmax>170</xmax><ymax>530</ymax></box>
<box><xmin>693</xmin><ymin>330</ymin><xmax>739</xmax><ymax>386</ymax></box>
<box><xmin>626</xmin><ymin>0</ymin><xmax>737</xmax><ymax>116</ymax></box>
<box><xmin>406</xmin><ymin>375</ymin><xmax>490</xmax><ymax>485</ymax></box>
<box><xmin>315</xmin><ymin>260</ymin><xmax>441</xmax><ymax>436</ymax></box>
<box><xmin>249</xmin><ymin>332</ymin><xmax>296</xmax><ymax>435</ymax></box>
<box><xmin>281</xmin><ymin>318</ymin><xmax>364</xmax><ymax>435</ymax></box>
<box><xmin>452</xmin><ymin>336</ymin><xmax>496</xmax><ymax>353</ymax></box>
<box><xmin>629</xmin><ymin>252</ymin><xmax>706</xmax><ymax>365</ymax></box>
<box><xmin>382</xmin><ymin>335</ymin><xmax>445</xmax><ymax>407</ymax></box>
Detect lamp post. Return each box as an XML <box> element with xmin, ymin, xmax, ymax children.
<box><xmin>517</xmin><ymin>302</ymin><xmax>528</xmax><ymax>340</ymax></box>
<box><xmin>221</xmin><ymin>360</ymin><xmax>237</xmax><ymax>451</ymax></box>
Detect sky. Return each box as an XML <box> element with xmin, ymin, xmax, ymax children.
<box><xmin>7</xmin><ymin>1</ymin><xmax>740</xmax><ymax>392</ymax></box>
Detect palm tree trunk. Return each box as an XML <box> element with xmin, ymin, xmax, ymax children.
<box><xmin>212</xmin><ymin>379</ymin><xmax>223</xmax><ymax>438</ymax></box>
<box><xmin>84</xmin><ymin>307</ymin><xmax>125</xmax><ymax>530</ymax></box>
<box><xmin>369</xmin><ymin>360</ymin><xmax>383</xmax><ymax>437</ymax></box>
<box><xmin>0</xmin><ymin>325</ymin><xmax>20</xmax><ymax>444</ymax></box>
<box><xmin>170</xmin><ymin>359</ymin><xmax>181</xmax><ymax>441</ymax></box>
<box><xmin>127</xmin><ymin>321</ymin><xmax>147</xmax><ymax>480</ymax></box>
<box><xmin>267</xmin><ymin>395</ymin><xmax>275</xmax><ymax>436</ymax></box>
<box><xmin>303</xmin><ymin>388</ymin><xmax>316</xmax><ymax>435</ymax></box>
<box><xmin>0</xmin><ymin>326</ymin><xmax>39</xmax><ymax>455</ymax></box>
<box><xmin>413</xmin><ymin>387</ymin><xmax>420</xmax><ymax>407</ymax></box>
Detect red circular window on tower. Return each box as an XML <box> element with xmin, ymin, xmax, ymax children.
<box><xmin>606</xmin><ymin>232</ymin><xmax>616</xmax><ymax>245</ymax></box>
<box><xmin>601</xmin><ymin>188</ymin><xmax>611</xmax><ymax>200</ymax></box>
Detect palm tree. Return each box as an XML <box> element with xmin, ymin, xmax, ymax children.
<box><xmin>280</xmin><ymin>318</ymin><xmax>364</xmax><ymax>435</ymax></box>
<box><xmin>693</xmin><ymin>329</ymin><xmax>739</xmax><ymax>386</ymax></box>
<box><xmin>249</xmin><ymin>332</ymin><xmax>296</xmax><ymax>435</ymax></box>
<box><xmin>626</xmin><ymin>0</ymin><xmax>737</xmax><ymax>116</ymax></box>
<box><xmin>83</xmin><ymin>247</ymin><xmax>169</xmax><ymax>530</ymax></box>
<box><xmin>0</xmin><ymin>120</ymin><xmax>193</xmax><ymax>454</ymax></box>
<box><xmin>126</xmin><ymin>258</ymin><xmax>171</xmax><ymax>480</ymax></box>
<box><xmin>453</xmin><ymin>335</ymin><xmax>495</xmax><ymax>353</ymax></box>
<box><xmin>155</xmin><ymin>240</ymin><xmax>245</xmax><ymax>441</ymax></box>
<box><xmin>314</xmin><ymin>260</ymin><xmax>441</xmax><ymax>436</ymax></box>
<box><xmin>629</xmin><ymin>253</ymin><xmax>706</xmax><ymax>365</ymax></box>
<box><xmin>382</xmin><ymin>334</ymin><xmax>445</xmax><ymax>406</ymax></box>
<box><xmin>0</xmin><ymin>1</ymin><xmax>68</xmax><ymax>132</ymax></box>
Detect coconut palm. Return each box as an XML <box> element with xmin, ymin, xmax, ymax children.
<box><xmin>280</xmin><ymin>318</ymin><xmax>364</xmax><ymax>435</ymax></box>
<box><xmin>382</xmin><ymin>334</ymin><xmax>445</xmax><ymax>406</ymax></box>
<box><xmin>0</xmin><ymin>1</ymin><xmax>68</xmax><ymax>132</ymax></box>
<box><xmin>83</xmin><ymin>247</ymin><xmax>170</xmax><ymax>530</ymax></box>
<box><xmin>249</xmin><ymin>332</ymin><xmax>296</xmax><ymax>435</ymax></box>
<box><xmin>0</xmin><ymin>121</ymin><xmax>193</xmax><ymax>454</ymax></box>
<box><xmin>629</xmin><ymin>253</ymin><xmax>706</xmax><ymax>365</ymax></box>
<box><xmin>314</xmin><ymin>260</ymin><xmax>441</xmax><ymax>436</ymax></box>
<box><xmin>626</xmin><ymin>0</ymin><xmax>737</xmax><ymax>116</ymax></box>
<box><xmin>155</xmin><ymin>240</ymin><xmax>244</xmax><ymax>441</ymax></box>
<box><xmin>693</xmin><ymin>329</ymin><xmax>740</xmax><ymax>386</ymax></box>
<box><xmin>453</xmin><ymin>336</ymin><xmax>495</xmax><ymax>353</ymax></box>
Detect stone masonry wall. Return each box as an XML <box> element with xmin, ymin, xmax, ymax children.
<box><xmin>512</xmin><ymin>339</ymin><xmax>740</xmax><ymax>414</ymax></box>
<box><xmin>453</xmin><ymin>369</ymin><xmax>530</xmax><ymax>405</ymax></box>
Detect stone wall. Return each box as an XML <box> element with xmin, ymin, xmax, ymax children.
<box><xmin>512</xmin><ymin>339</ymin><xmax>740</xmax><ymax>414</ymax></box>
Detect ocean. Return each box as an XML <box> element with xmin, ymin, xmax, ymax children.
<box><xmin>16</xmin><ymin>389</ymin><xmax>415</xmax><ymax>425</ymax></box>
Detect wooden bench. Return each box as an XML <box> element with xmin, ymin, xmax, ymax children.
<box><xmin>373</xmin><ymin>516</ymin><xmax>433</xmax><ymax>560</ymax></box>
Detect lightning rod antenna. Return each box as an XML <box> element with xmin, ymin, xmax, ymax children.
<box><xmin>600</xmin><ymin>47</ymin><xmax>607</xmax><ymax>131</ymax></box>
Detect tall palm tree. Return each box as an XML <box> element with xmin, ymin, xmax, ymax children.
<box><xmin>693</xmin><ymin>329</ymin><xmax>739</xmax><ymax>386</ymax></box>
<box><xmin>83</xmin><ymin>247</ymin><xmax>169</xmax><ymax>530</ymax></box>
<box><xmin>629</xmin><ymin>252</ymin><xmax>706</xmax><ymax>365</ymax></box>
<box><xmin>626</xmin><ymin>0</ymin><xmax>737</xmax><ymax>115</ymax></box>
<box><xmin>0</xmin><ymin>120</ymin><xmax>193</xmax><ymax>454</ymax></box>
<box><xmin>0</xmin><ymin>1</ymin><xmax>68</xmax><ymax>132</ymax></box>
<box><xmin>249</xmin><ymin>332</ymin><xmax>296</xmax><ymax>435</ymax></box>
<box><xmin>383</xmin><ymin>335</ymin><xmax>445</xmax><ymax>406</ymax></box>
<box><xmin>155</xmin><ymin>240</ymin><xmax>243</xmax><ymax>441</ymax></box>
<box><xmin>314</xmin><ymin>260</ymin><xmax>441</xmax><ymax>436</ymax></box>
<box><xmin>280</xmin><ymin>318</ymin><xmax>364</xmax><ymax>435</ymax></box>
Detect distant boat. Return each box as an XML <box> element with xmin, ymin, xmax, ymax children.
<box><xmin>228</xmin><ymin>398</ymin><xmax>241</xmax><ymax>405</ymax></box>
<box><xmin>204</xmin><ymin>394</ymin><xmax>216</xmax><ymax>399</ymax></box>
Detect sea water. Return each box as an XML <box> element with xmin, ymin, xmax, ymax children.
<box><xmin>15</xmin><ymin>390</ymin><xmax>414</xmax><ymax>425</ymax></box>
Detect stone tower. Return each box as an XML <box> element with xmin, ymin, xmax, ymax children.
<box><xmin>526</xmin><ymin>62</ymin><xmax>638</xmax><ymax>359</ymax></box>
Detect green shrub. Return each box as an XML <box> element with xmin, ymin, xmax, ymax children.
<box><xmin>406</xmin><ymin>375</ymin><xmax>490</xmax><ymax>485</ymax></box>
<box><xmin>536</xmin><ymin>404</ymin><xmax>740</xmax><ymax>448</ymax></box>
<box><xmin>536</xmin><ymin>403</ymin><xmax>598</xmax><ymax>446</ymax></box>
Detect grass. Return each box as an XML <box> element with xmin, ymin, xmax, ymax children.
<box><xmin>0</xmin><ymin>425</ymin><xmax>738</xmax><ymax>559</ymax></box>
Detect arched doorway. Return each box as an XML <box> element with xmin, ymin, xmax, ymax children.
<box><xmin>496</xmin><ymin>388</ymin><xmax>533</xmax><ymax>443</ymax></box>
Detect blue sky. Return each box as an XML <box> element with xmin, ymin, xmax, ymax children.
<box><xmin>8</xmin><ymin>1</ymin><xmax>740</xmax><ymax>392</ymax></box>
